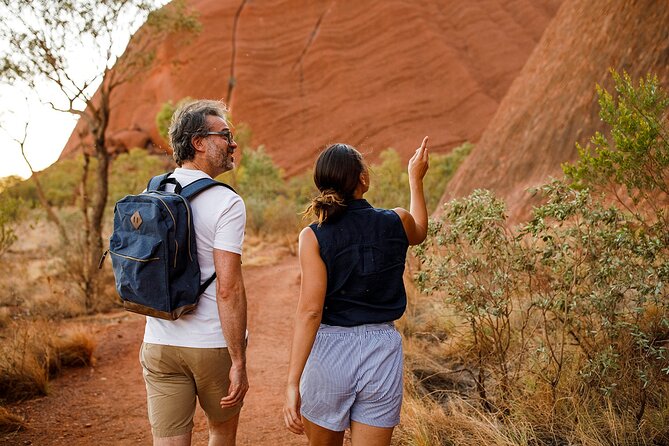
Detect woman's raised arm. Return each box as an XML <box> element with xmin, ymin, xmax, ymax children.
<box><xmin>395</xmin><ymin>136</ymin><xmax>429</xmax><ymax>245</ymax></box>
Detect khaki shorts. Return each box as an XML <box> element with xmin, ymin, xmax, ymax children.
<box><xmin>139</xmin><ymin>342</ymin><xmax>243</xmax><ymax>438</ymax></box>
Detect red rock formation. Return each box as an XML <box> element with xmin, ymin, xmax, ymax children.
<box><xmin>60</xmin><ymin>0</ymin><xmax>560</xmax><ymax>175</ymax></box>
<box><xmin>442</xmin><ymin>0</ymin><xmax>669</xmax><ymax>221</ymax></box>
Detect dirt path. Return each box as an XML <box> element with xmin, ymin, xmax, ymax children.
<box><xmin>4</xmin><ymin>255</ymin><xmax>312</xmax><ymax>446</ymax></box>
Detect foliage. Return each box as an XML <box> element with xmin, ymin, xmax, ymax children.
<box><xmin>0</xmin><ymin>0</ymin><xmax>200</xmax><ymax>312</ymax></box>
<box><xmin>0</xmin><ymin>176</ymin><xmax>22</xmax><ymax>193</ymax></box>
<box><xmin>155</xmin><ymin>97</ymin><xmax>194</xmax><ymax>141</ymax></box>
<box><xmin>416</xmin><ymin>190</ymin><xmax>527</xmax><ymax>410</ymax></box>
<box><xmin>366</xmin><ymin>143</ymin><xmax>472</xmax><ymax>211</ymax></box>
<box><xmin>6</xmin><ymin>157</ymin><xmax>88</xmax><ymax>207</ymax></box>
<box><xmin>563</xmin><ymin>71</ymin><xmax>669</xmax><ymax>220</ymax></box>
<box><xmin>0</xmin><ymin>193</ymin><xmax>22</xmax><ymax>258</ymax></box>
<box><xmin>414</xmin><ymin>71</ymin><xmax>669</xmax><ymax>443</ymax></box>
<box><xmin>232</xmin><ymin>146</ymin><xmax>307</xmax><ymax>236</ymax></box>
<box><xmin>6</xmin><ymin>149</ymin><xmax>172</xmax><ymax>209</ymax></box>
<box><xmin>108</xmin><ymin>148</ymin><xmax>174</xmax><ymax>203</ymax></box>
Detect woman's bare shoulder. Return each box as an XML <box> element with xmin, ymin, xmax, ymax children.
<box><xmin>392</xmin><ymin>207</ymin><xmax>410</xmax><ymax>221</ymax></box>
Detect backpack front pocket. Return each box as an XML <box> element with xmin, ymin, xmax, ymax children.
<box><xmin>109</xmin><ymin>233</ymin><xmax>169</xmax><ymax>312</ymax></box>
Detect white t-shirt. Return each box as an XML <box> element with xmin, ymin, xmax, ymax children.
<box><xmin>143</xmin><ymin>168</ymin><xmax>246</xmax><ymax>348</ymax></box>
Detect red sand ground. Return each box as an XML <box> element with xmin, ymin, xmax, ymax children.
<box><xmin>3</xmin><ymin>254</ymin><xmax>325</xmax><ymax>446</ymax></box>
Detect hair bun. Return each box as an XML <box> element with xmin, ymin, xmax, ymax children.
<box><xmin>303</xmin><ymin>189</ymin><xmax>347</xmax><ymax>225</ymax></box>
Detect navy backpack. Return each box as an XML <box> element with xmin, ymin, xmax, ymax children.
<box><xmin>104</xmin><ymin>172</ymin><xmax>235</xmax><ymax>320</ymax></box>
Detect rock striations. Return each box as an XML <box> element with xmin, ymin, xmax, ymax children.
<box><xmin>59</xmin><ymin>0</ymin><xmax>561</xmax><ymax>175</ymax></box>
<box><xmin>441</xmin><ymin>0</ymin><xmax>669</xmax><ymax>221</ymax></box>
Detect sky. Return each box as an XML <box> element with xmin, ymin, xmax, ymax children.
<box><xmin>1</xmin><ymin>84</ymin><xmax>78</xmax><ymax>179</ymax></box>
<box><xmin>0</xmin><ymin>0</ymin><xmax>170</xmax><ymax>180</ymax></box>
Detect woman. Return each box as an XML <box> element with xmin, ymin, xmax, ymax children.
<box><xmin>284</xmin><ymin>137</ymin><xmax>429</xmax><ymax>446</ymax></box>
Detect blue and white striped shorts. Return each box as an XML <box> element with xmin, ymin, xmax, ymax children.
<box><xmin>300</xmin><ymin>322</ymin><xmax>403</xmax><ymax>431</ymax></box>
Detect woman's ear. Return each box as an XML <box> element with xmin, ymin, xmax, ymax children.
<box><xmin>360</xmin><ymin>170</ymin><xmax>370</xmax><ymax>189</ymax></box>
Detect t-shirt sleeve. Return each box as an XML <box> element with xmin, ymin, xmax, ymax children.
<box><xmin>213</xmin><ymin>195</ymin><xmax>246</xmax><ymax>254</ymax></box>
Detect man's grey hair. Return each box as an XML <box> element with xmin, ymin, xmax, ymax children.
<box><xmin>169</xmin><ymin>99</ymin><xmax>229</xmax><ymax>166</ymax></box>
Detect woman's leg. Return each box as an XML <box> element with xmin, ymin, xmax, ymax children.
<box><xmin>303</xmin><ymin>416</ymin><xmax>345</xmax><ymax>446</ymax></box>
<box><xmin>350</xmin><ymin>421</ymin><xmax>393</xmax><ymax>446</ymax></box>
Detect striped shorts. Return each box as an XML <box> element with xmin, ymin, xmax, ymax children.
<box><xmin>300</xmin><ymin>323</ymin><xmax>403</xmax><ymax>432</ymax></box>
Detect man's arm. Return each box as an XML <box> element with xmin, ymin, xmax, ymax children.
<box><xmin>214</xmin><ymin>248</ymin><xmax>249</xmax><ymax>408</ymax></box>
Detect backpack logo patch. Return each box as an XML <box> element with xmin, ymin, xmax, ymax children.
<box><xmin>131</xmin><ymin>211</ymin><xmax>143</xmax><ymax>229</ymax></box>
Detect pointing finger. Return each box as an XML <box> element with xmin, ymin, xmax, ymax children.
<box><xmin>420</xmin><ymin>136</ymin><xmax>429</xmax><ymax>151</ymax></box>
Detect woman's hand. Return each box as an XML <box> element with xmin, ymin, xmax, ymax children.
<box><xmin>395</xmin><ymin>136</ymin><xmax>430</xmax><ymax>245</ymax></box>
<box><xmin>408</xmin><ymin>136</ymin><xmax>429</xmax><ymax>183</ymax></box>
<box><xmin>283</xmin><ymin>383</ymin><xmax>304</xmax><ymax>434</ymax></box>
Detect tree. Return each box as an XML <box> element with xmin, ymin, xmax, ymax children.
<box><xmin>0</xmin><ymin>0</ymin><xmax>200</xmax><ymax>310</ymax></box>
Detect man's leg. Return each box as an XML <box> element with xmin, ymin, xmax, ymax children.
<box><xmin>303</xmin><ymin>416</ymin><xmax>345</xmax><ymax>446</ymax></box>
<box><xmin>207</xmin><ymin>412</ymin><xmax>240</xmax><ymax>446</ymax></box>
<box><xmin>141</xmin><ymin>343</ymin><xmax>198</xmax><ymax>444</ymax></box>
<box><xmin>187</xmin><ymin>347</ymin><xmax>243</xmax><ymax>445</ymax></box>
<box><xmin>154</xmin><ymin>432</ymin><xmax>192</xmax><ymax>446</ymax></box>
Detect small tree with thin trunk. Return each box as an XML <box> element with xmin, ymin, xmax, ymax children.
<box><xmin>0</xmin><ymin>0</ymin><xmax>200</xmax><ymax>310</ymax></box>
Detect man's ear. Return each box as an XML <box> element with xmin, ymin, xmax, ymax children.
<box><xmin>191</xmin><ymin>135</ymin><xmax>206</xmax><ymax>153</ymax></box>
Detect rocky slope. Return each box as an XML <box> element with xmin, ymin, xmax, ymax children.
<box><xmin>441</xmin><ymin>0</ymin><xmax>669</xmax><ymax>221</ymax></box>
<box><xmin>60</xmin><ymin>0</ymin><xmax>561</xmax><ymax>175</ymax></box>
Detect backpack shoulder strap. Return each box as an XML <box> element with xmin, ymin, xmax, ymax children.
<box><xmin>180</xmin><ymin>178</ymin><xmax>238</xmax><ymax>297</ymax></box>
<box><xmin>147</xmin><ymin>172</ymin><xmax>173</xmax><ymax>192</ymax></box>
<box><xmin>181</xmin><ymin>178</ymin><xmax>237</xmax><ymax>200</ymax></box>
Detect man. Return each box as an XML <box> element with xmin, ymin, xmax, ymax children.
<box><xmin>139</xmin><ymin>99</ymin><xmax>248</xmax><ymax>445</ymax></box>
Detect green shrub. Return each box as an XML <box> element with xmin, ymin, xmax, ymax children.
<box><xmin>6</xmin><ymin>157</ymin><xmax>89</xmax><ymax>207</ymax></box>
<box><xmin>366</xmin><ymin>143</ymin><xmax>472</xmax><ymax>211</ymax></box>
<box><xmin>155</xmin><ymin>97</ymin><xmax>193</xmax><ymax>140</ymax></box>
<box><xmin>232</xmin><ymin>146</ymin><xmax>304</xmax><ymax>236</ymax></box>
<box><xmin>415</xmin><ymin>71</ymin><xmax>669</xmax><ymax>442</ymax></box>
<box><xmin>108</xmin><ymin>148</ymin><xmax>174</xmax><ymax>203</ymax></box>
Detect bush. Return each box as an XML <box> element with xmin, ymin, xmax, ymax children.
<box><xmin>413</xmin><ymin>71</ymin><xmax>669</xmax><ymax>443</ymax></box>
<box><xmin>233</xmin><ymin>145</ymin><xmax>305</xmax><ymax>237</ymax></box>
<box><xmin>366</xmin><ymin>143</ymin><xmax>472</xmax><ymax>211</ymax></box>
<box><xmin>108</xmin><ymin>147</ymin><xmax>174</xmax><ymax>203</ymax></box>
<box><xmin>155</xmin><ymin>97</ymin><xmax>194</xmax><ymax>140</ymax></box>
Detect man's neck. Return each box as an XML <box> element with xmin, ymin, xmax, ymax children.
<box><xmin>181</xmin><ymin>161</ymin><xmax>216</xmax><ymax>178</ymax></box>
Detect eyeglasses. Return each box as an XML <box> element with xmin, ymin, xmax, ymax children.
<box><xmin>205</xmin><ymin>129</ymin><xmax>234</xmax><ymax>144</ymax></box>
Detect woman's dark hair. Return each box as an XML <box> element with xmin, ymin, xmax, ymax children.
<box><xmin>304</xmin><ymin>143</ymin><xmax>366</xmax><ymax>225</ymax></box>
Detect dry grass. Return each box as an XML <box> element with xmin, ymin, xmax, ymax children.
<box><xmin>0</xmin><ymin>406</ymin><xmax>25</xmax><ymax>434</ymax></box>
<box><xmin>0</xmin><ymin>320</ymin><xmax>96</xmax><ymax>404</ymax></box>
<box><xmin>52</xmin><ymin>324</ymin><xmax>97</xmax><ymax>368</ymax></box>
<box><xmin>0</xmin><ymin>320</ymin><xmax>51</xmax><ymax>402</ymax></box>
<box><xmin>393</xmin><ymin>262</ymin><xmax>669</xmax><ymax>445</ymax></box>
<box><xmin>51</xmin><ymin>325</ymin><xmax>96</xmax><ymax>367</ymax></box>
<box><xmin>397</xmin><ymin>264</ymin><xmax>669</xmax><ymax>445</ymax></box>
<box><xmin>394</xmin><ymin>387</ymin><xmax>452</xmax><ymax>446</ymax></box>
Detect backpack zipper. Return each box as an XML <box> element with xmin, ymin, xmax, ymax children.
<box><xmin>109</xmin><ymin>251</ymin><xmax>160</xmax><ymax>262</ymax></box>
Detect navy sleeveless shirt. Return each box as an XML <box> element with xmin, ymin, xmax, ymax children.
<box><xmin>309</xmin><ymin>199</ymin><xmax>409</xmax><ymax>326</ymax></box>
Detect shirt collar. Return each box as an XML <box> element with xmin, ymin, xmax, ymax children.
<box><xmin>346</xmin><ymin>199</ymin><xmax>372</xmax><ymax>210</ymax></box>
